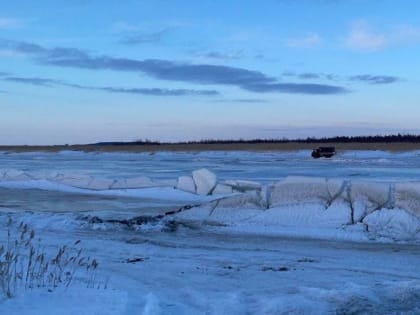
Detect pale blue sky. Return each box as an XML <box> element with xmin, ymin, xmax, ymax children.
<box><xmin>1</xmin><ymin>0</ymin><xmax>420</xmax><ymax>144</ymax></box>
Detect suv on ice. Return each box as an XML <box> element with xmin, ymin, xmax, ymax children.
<box><xmin>311</xmin><ymin>146</ymin><xmax>336</xmax><ymax>158</ymax></box>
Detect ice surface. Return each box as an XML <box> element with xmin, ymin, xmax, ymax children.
<box><xmin>86</xmin><ymin>178</ymin><xmax>115</xmax><ymax>190</ymax></box>
<box><xmin>111</xmin><ymin>177</ymin><xmax>156</xmax><ymax>189</ymax></box>
<box><xmin>3</xmin><ymin>150</ymin><xmax>420</xmax><ymax>183</ymax></box>
<box><xmin>0</xmin><ymin>169</ymin><xmax>32</xmax><ymax>181</ymax></box>
<box><xmin>0</xmin><ymin>180</ymin><xmax>213</xmax><ymax>203</ymax></box>
<box><xmin>2</xmin><ymin>287</ymin><xmax>129</xmax><ymax>315</ymax></box>
<box><xmin>326</xmin><ymin>178</ymin><xmax>346</xmax><ymax>199</ymax></box>
<box><xmin>216</xmin><ymin>191</ymin><xmax>264</xmax><ymax>209</ymax></box>
<box><xmin>169</xmin><ymin>176</ymin><xmax>420</xmax><ymax>242</ymax></box>
<box><xmin>55</xmin><ymin>174</ymin><xmax>92</xmax><ymax>188</ymax></box>
<box><xmin>176</xmin><ymin>175</ymin><xmax>196</xmax><ymax>193</ymax></box>
<box><xmin>395</xmin><ymin>182</ymin><xmax>420</xmax><ymax>217</ymax></box>
<box><xmin>192</xmin><ymin>168</ymin><xmax>217</xmax><ymax>195</ymax></box>
<box><xmin>350</xmin><ymin>181</ymin><xmax>391</xmax><ymax>222</ymax></box>
<box><xmin>269</xmin><ymin>176</ymin><xmax>332</xmax><ymax>207</ymax></box>
<box><xmin>364</xmin><ymin>208</ymin><xmax>420</xmax><ymax>241</ymax></box>
<box><xmin>212</xmin><ymin>183</ymin><xmax>234</xmax><ymax>195</ymax></box>
<box><xmin>1</xmin><ymin>151</ymin><xmax>420</xmax><ymax>314</ymax></box>
<box><xmin>224</xmin><ymin>179</ymin><xmax>262</xmax><ymax>192</ymax></box>
<box><xmin>0</xmin><ymin>161</ymin><xmax>419</xmax><ymax>242</ymax></box>
<box><xmin>1</xmin><ymin>211</ymin><xmax>419</xmax><ymax>314</ymax></box>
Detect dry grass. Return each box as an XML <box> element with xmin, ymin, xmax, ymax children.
<box><xmin>0</xmin><ymin>219</ymin><xmax>100</xmax><ymax>298</ymax></box>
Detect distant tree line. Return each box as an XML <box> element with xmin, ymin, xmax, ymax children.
<box><xmin>94</xmin><ymin>134</ymin><xmax>420</xmax><ymax>146</ymax></box>
<box><xmin>293</xmin><ymin>134</ymin><xmax>420</xmax><ymax>143</ymax></box>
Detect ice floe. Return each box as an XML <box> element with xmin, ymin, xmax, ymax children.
<box><xmin>176</xmin><ymin>175</ymin><xmax>196</xmax><ymax>193</ymax></box>
<box><xmin>192</xmin><ymin>168</ymin><xmax>217</xmax><ymax>195</ymax></box>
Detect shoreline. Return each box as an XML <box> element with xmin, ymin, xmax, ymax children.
<box><xmin>1</xmin><ymin>142</ymin><xmax>420</xmax><ymax>153</ymax></box>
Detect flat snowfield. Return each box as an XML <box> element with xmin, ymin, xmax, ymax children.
<box><xmin>0</xmin><ymin>150</ymin><xmax>419</xmax><ymax>314</ymax></box>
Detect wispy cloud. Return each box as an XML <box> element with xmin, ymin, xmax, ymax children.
<box><xmin>345</xmin><ymin>20</ymin><xmax>386</xmax><ymax>51</ymax></box>
<box><xmin>349</xmin><ymin>75</ymin><xmax>400</xmax><ymax>85</ymax></box>
<box><xmin>89</xmin><ymin>86</ymin><xmax>218</xmax><ymax>96</ymax></box>
<box><xmin>284</xmin><ymin>71</ymin><xmax>400</xmax><ymax>85</ymax></box>
<box><xmin>213</xmin><ymin>98</ymin><xmax>268</xmax><ymax>103</ymax></box>
<box><xmin>120</xmin><ymin>28</ymin><xmax>170</xmax><ymax>45</ymax></box>
<box><xmin>286</xmin><ymin>33</ymin><xmax>322</xmax><ymax>48</ymax></box>
<box><xmin>244</xmin><ymin>82</ymin><xmax>347</xmax><ymax>94</ymax></box>
<box><xmin>283</xmin><ymin>71</ymin><xmax>338</xmax><ymax>81</ymax></box>
<box><xmin>297</xmin><ymin>73</ymin><xmax>321</xmax><ymax>79</ymax></box>
<box><xmin>112</xmin><ymin>21</ymin><xmax>176</xmax><ymax>45</ymax></box>
<box><xmin>0</xmin><ymin>39</ymin><xmax>349</xmax><ymax>95</ymax></box>
<box><xmin>192</xmin><ymin>50</ymin><xmax>244</xmax><ymax>61</ymax></box>
<box><xmin>4</xmin><ymin>77</ymin><xmax>62</xmax><ymax>86</ymax></box>
<box><xmin>392</xmin><ymin>25</ymin><xmax>420</xmax><ymax>45</ymax></box>
<box><xmin>111</xmin><ymin>21</ymin><xmax>142</xmax><ymax>33</ymax></box>
<box><xmin>3</xmin><ymin>75</ymin><xmax>219</xmax><ymax>96</ymax></box>
<box><xmin>0</xmin><ymin>18</ymin><xmax>24</xmax><ymax>30</ymax></box>
<box><xmin>254</xmin><ymin>52</ymin><xmax>265</xmax><ymax>60</ymax></box>
<box><xmin>344</xmin><ymin>20</ymin><xmax>420</xmax><ymax>52</ymax></box>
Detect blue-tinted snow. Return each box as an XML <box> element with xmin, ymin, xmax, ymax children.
<box><xmin>1</xmin><ymin>150</ymin><xmax>420</xmax><ymax>182</ymax></box>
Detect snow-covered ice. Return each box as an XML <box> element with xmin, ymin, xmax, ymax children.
<box><xmin>0</xmin><ymin>150</ymin><xmax>419</xmax><ymax>314</ymax></box>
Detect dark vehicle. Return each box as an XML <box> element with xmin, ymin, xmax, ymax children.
<box><xmin>311</xmin><ymin>146</ymin><xmax>336</xmax><ymax>158</ymax></box>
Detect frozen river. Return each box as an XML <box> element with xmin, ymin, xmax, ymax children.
<box><xmin>0</xmin><ymin>150</ymin><xmax>419</xmax><ymax>314</ymax></box>
<box><xmin>1</xmin><ymin>150</ymin><xmax>420</xmax><ymax>184</ymax></box>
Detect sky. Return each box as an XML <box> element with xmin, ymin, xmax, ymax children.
<box><xmin>1</xmin><ymin>0</ymin><xmax>420</xmax><ymax>145</ymax></box>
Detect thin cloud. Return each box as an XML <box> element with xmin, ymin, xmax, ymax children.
<box><xmin>0</xmin><ymin>18</ymin><xmax>24</xmax><ymax>30</ymax></box>
<box><xmin>283</xmin><ymin>71</ymin><xmax>338</xmax><ymax>81</ymax></box>
<box><xmin>345</xmin><ymin>21</ymin><xmax>420</xmax><ymax>51</ymax></box>
<box><xmin>214</xmin><ymin>98</ymin><xmax>268</xmax><ymax>103</ymax></box>
<box><xmin>282</xmin><ymin>71</ymin><xmax>295</xmax><ymax>77</ymax></box>
<box><xmin>325</xmin><ymin>74</ymin><xmax>338</xmax><ymax>81</ymax></box>
<box><xmin>3</xmin><ymin>75</ymin><xmax>219</xmax><ymax>96</ymax></box>
<box><xmin>0</xmin><ymin>39</ymin><xmax>349</xmax><ymax>95</ymax></box>
<box><xmin>284</xmin><ymin>71</ymin><xmax>400</xmax><ymax>85</ymax></box>
<box><xmin>254</xmin><ymin>52</ymin><xmax>265</xmax><ymax>60</ymax></box>
<box><xmin>0</xmin><ymin>49</ymin><xmax>25</xmax><ymax>57</ymax></box>
<box><xmin>298</xmin><ymin>73</ymin><xmax>321</xmax><ymax>79</ymax></box>
<box><xmin>286</xmin><ymin>33</ymin><xmax>322</xmax><ymax>48</ymax></box>
<box><xmin>244</xmin><ymin>82</ymin><xmax>348</xmax><ymax>95</ymax></box>
<box><xmin>111</xmin><ymin>21</ymin><xmax>142</xmax><ymax>33</ymax></box>
<box><xmin>349</xmin><ymin>75</ymin><xmax>400</xmax><ymax>85</ymax></box>
<box><xmin>4</xmin><ymin>77</ymin><xmax>62</xmax><ymax>86</ymax></box>
<box><xmin>120</xmin><ymin>28</ymin><xmax>169</xmax><ymax>45</ymax></box>
<box><xmin>112</xmin><ymin>21</ymin><xmax>176</xmax><ymax>45</ymax></box>
<box><xmin>193</xmin><ymin>50</ymin><xmax>244</xmax><ymax>61</ymax></box>
<box><xmin>91</xmin><ymin>86</ymin><xmax>219</xmax><ymax>96</ymax></box>
<box><xmin>394</xmin><ymin>25</ymin><xmax>420</xmax><ymax>44</ymax></box>
<box><xmin>345</xmin><ymin>21</ymin><xmax>386</xmax><ymax>51</ymax></box>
